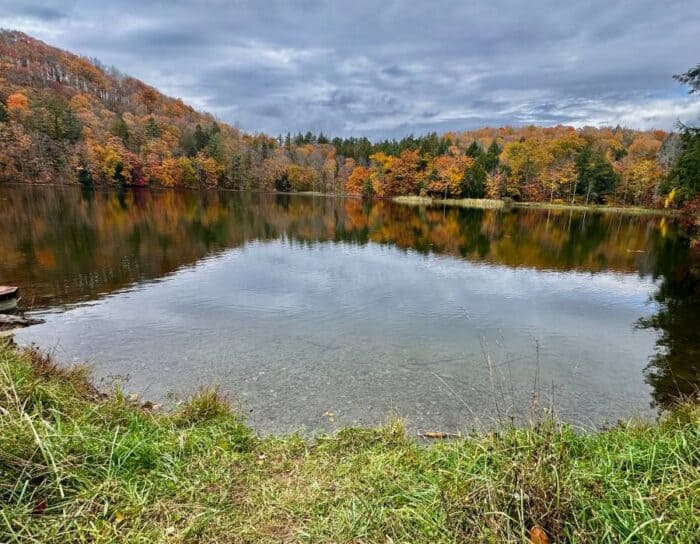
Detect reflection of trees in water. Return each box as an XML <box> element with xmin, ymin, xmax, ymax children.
<box><xmin>0</xmin><ymin>186</ymin><xmax>682</xmax><ymax>304</ymax></box>
<box><xmin>638</xmin><ymin>228</ymin><xmax>700</xmax><ymax>409</ymax></box>
<box><xmin>1</xmin><ymin>185</ymin><xmax>698</xmax><ymax>408</ymax></box>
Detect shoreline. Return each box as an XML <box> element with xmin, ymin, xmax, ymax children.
<box><xmin>392</xmin><ymin>195</ymin><xmax>684</xmax><ymax>216</ymax></box>
<box><xmin>1</xmin><ymin>181</ymin><xmax>690</xmax><ymax>217</ymax></box>
<box><xmin>1</xmin><ymin>340</ymin><xmax>698</xmax><ymax>542</ymax></box>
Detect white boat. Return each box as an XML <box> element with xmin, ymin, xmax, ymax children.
<box><xmin>0</xmin><ymin>286</ymin><xmax>20</xmax><ymax>312</ymax></box>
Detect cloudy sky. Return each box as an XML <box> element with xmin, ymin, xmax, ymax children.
<box><xmin>2</xmin><ymin>0</ymin><xmax>699</xmax><ymax>138</ymax></box>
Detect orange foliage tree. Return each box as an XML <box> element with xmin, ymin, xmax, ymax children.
<box><xmin>345</xmin><ymin>165</ymin><xmax>371</xmax><ymax>196</ymax></box>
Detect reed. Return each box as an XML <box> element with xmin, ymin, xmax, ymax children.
<box><xmin>393</xmin><ymin>196</ymin><xmax>505</xmax><ymax>209</ymax></box>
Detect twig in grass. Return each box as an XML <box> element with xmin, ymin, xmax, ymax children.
<box><xmin>417</xmin><ymin>430</ymin><xmax>460</xmax><ymax>439</ymax></box>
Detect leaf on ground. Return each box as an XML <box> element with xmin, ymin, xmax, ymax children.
<box><xmin>32</xmin><ymin>499</ymin><xmax>47</xmax><ymax>516</ymax></box>
<box><xmin>529</xmin><ymin>525</ymin><xmax>549</xmax><ymax>544</ymax></box>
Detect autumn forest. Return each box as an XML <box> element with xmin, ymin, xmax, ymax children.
<box><xmin>1</xmin><ymin>30</ymin><xmax>699</xmax><ymax>210</ymax></box>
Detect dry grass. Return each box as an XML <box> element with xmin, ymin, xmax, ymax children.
<box><xmin>392</xmin><ymin>196</ymin><xmax>505</xmax><ymax>209</ymax></box>
<box><xmin>513</xmin><ymin>201</ymin><xmax>682</xmax><ymax>216</ymax></box>
<box><xmin>391</xmin><ymin>195</ymin><xmax>685</xmax><ymax>216</ymax></box>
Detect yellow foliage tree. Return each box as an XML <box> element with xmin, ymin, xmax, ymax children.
<box><xmin>195</xmin><ymin>151</ymin><xmax>224</xmax><ymax>186</ymax></box>
<box><xmin>427</xmin><ymin>155</ymin><xmax>472</xmax><ymax>197</ymax></box>
<box><xmin>286</xmin><ymin>164</ymin><xmax>317</xmax><ymax>192</ymax></box>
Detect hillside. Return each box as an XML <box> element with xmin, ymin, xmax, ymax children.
<box><xmin>0</xmin><ymin>30</ymin><xmax>695</xmax><ymax>208</ymax></box>
<box><xmin>0</xmin><ymin>30</ymin><xmax>287</xmax><ymax>189</ymax></box>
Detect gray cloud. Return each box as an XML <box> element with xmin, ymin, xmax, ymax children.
<box><xmin>1</xmin><ymin>0</ymin><xmax>699</xmax><ymax>138</ymax></box>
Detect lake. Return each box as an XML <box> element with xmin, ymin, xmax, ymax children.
<box><xmin>2</xmin><ymin>185</ymin><xmax>698</xmax><ymax>433</ymax></box>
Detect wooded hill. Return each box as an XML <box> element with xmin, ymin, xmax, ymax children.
<box><xmin>1</xmin><ymin>30</ymin><xmax>697</xmax><ymax>207</ymax></box>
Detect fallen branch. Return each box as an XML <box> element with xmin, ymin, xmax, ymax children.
<box><xmin>0</xmin><ymin>314</ymin><xmax>45</xmax><ymax>327</ymax></box>
<box><xmin>417</xmin><ymin>430</ymin><xmax>460</xmax><ymax>439</ymax></box>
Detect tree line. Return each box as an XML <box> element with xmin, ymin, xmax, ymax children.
<box><xmin>1</xmin><ymin>31</ymin><xmax>698</xmax><ymax>209</ymax></box>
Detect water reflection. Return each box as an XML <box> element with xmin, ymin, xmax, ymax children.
<box><xmin>637</xmin><ymin>234</ymin><xmax>700</xmax><ymax>408</ymax></box>
<box><xmin>1</xmin><ymin>185</ymin><xmax>697</xmax><ymax>424</ymax></box>
<box><xmin>0</xmin><ymin>186</ymin><xmax>672</xmax><ymax>308</ymax></box>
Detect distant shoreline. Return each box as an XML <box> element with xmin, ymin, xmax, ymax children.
<box><xmin>392</xmin><ymin>195</ymin><xmax>684</xmax><ymax>216</ymax></box>
<box><xmin>0</xmin><ymin>181</ymin><xmax>688</xmax><ymax>217</ymax></box>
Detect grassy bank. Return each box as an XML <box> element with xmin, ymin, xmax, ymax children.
<box><xmin>512</xmin><ymin>201</ymin><xmax>682</xmax><ymax>217</ymax></box>
<box><xmin>392</xmin><ymin>195</ymin><xmax>683</xmax><ymax>216</ymax></box>
<box><xmin>393</xmin><ymin>195</ymin><xmax>505</xmax><ymax>209</ymax></box>
<box><xmin>1</xmin><ymin>342</ymin><xmax>698</xmax><ymax>543</ymax></box>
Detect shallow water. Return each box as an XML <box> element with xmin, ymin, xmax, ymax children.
<box><xmin>2</xmin><ymin>186</ymin><xmax>698</xmax><ymax>432</ymax></box>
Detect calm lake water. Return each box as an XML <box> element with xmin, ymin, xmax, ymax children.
<box><xmin>2</xmin><ymin>185</ymin><xmax>699</xmax><ymax>433</ymax></box>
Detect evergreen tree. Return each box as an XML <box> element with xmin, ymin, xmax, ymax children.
<box><xmin>275</xmin><ymin>172</ymin><xmax>291</xmax><ymax>192</ymax></box>
<box><xmin>484</xmin><ymin>139</ymin><xmax>501</xmax><ymax>172</ymax></box>
<box><xmin>207</xmin><ymin>132</ymin><xmax>226</xmax><ymax>164</ymax></box>
<box><xmin>77</xmin><ymin>164</ymin><xmax>92</xmax><ymax>186</ymax></box>
<box><xmin>576</xmin><ymin>145</ymin><xmax>617</xmax><ymax>204</ymax></box>
<box><xmin>193</xmin><ymin>124</ymin><xmax>209</xmax><ymax>151</ymax></box>
<box><xmin>665</xmin><ymin>63</ymin><xmax>700</xmax><ymax>202</ymax></box>
<box><xmin>674</xmin><ymin>64</ymin><xmax>700</xmax><ymax>93</ymax></box>
<box><xmin>145</xmin><ymin>117</ymin><xmax>160</xmax><ymax>139</ymax></box>
<box><xmin>466</xmin><ymin>141</ymin><xmax>481</xmax><ymax>158</ymax></box>
<box><xmin>462</xmin><ymin>160</ymin><xmax>487</xmax><ymax>198</ymax></box>
<box><xmin>111</xmin><ymin>115</ymin><xmax>129</xmax><ymax>146</ymax></box>
<box><xmin>667</xmin><ymin>131</ymin><xmax>700</xmax><ymax>201</ymax></box>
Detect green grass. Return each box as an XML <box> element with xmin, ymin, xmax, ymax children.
<box><xmin>1</xmin><ymin>341</ymin><xmax>698</xmax><ymax>543</ymax></box>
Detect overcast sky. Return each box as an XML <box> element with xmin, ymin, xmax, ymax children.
<box><xmin>2</xmin><ymin>0</ymin><xmax>699</xmax><ymax>138</ymax></box>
